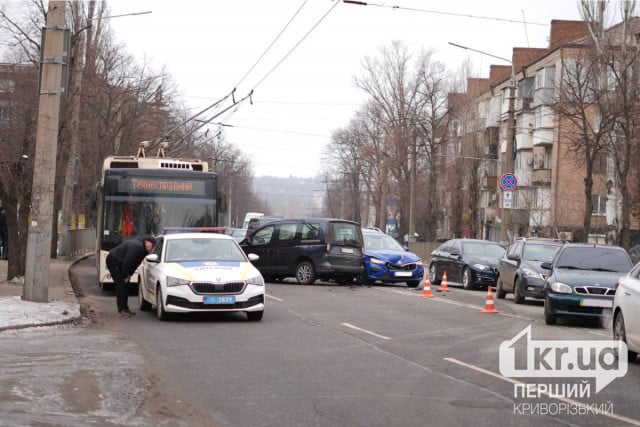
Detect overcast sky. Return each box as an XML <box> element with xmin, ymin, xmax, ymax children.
<box><xmin>106</xmin><ymin>0</ymin><xmax>596</xmax><ymax>178</ymax></box>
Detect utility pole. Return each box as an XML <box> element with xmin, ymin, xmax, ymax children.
<box><xmin>24</xmin><ymin>1</ymin><xmax>68</xmax><ymax>302</ymax></box>
<box><xmin>501</xmin><ymin>69</ymin><xmax>516</xmax><ymax>243</ymax></box>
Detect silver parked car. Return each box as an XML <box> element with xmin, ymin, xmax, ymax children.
<box><xmin>613</xmin><ymin>261</ymin><xmax>640</xmax><ymax>362</ymax></box>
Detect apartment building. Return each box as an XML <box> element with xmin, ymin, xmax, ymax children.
<box><xmin>439</xmin><ymin>18</ymin><xmax>640</xmax><ymax>244</ymax></box>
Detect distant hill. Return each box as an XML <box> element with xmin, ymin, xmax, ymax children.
<box><xmin>252</xmin><ymin>176</ymin><xmax>325</xmax><ymax>218</ymax></box>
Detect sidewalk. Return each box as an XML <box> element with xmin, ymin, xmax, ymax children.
<box><xmin>0</xmin><ymin>257</ymin><xmax>83</xmax><ymax>331</ymax></box>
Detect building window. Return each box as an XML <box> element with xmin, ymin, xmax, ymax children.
<box><xmin>592</xmin><ymin>194</ymin><xmax>607</xmax><ymax>215</ymax></box>
<box><xmin>593</xmin><ymin>151</ymin><xmax>607</xmax><ymax>174</ymax></box>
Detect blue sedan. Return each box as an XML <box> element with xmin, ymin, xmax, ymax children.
<box><xmin>362</xmin><ymin>229</ymin><xmax>424</xmax><ymax>288</ymax></box>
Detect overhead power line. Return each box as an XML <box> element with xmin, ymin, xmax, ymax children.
<box><xmin>235</xmin><ymin>0</ymin><xmax>309</xmax><ymax>89</ymax></box>
<box><xmin>342</xmin><ymin>0</ymin><xmax>549</xmax><ymax>26</ymax></box>
<box><xmin>222</xmin><ymin>0</ymin><xmax>340</xmax><ymax>125</ymax></box>
<box><xmin>252</xmin><ymin>0</ymin><xmax>341</xmax><ymax>90</ymax></box>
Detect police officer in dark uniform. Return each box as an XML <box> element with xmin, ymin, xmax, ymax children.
<box><xmin>106</xmin><ymin>236</ymin><xmax>156</xmax><ymax>317</ymax></box>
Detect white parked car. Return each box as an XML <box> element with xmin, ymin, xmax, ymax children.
<box><xmin>613</xmin><ymin>262</ymin><xmax>640</xmax><ymax>361</ymax></box>
<box><xmin>138</xmin><ymin>232</ymin><xmax>265</xmax><ymax>321</ymax></box>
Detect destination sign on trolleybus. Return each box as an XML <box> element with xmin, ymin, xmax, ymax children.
<box><xmin>116</xmin><ymin>177</ymin><xmax>206</xmax><ymax>195</ymax></box>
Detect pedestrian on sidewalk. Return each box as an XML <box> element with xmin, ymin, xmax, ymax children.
<box><xmin>106</xmin><ymin>236</ymin><xmax>156</xmax><ymax>317</ymax></box>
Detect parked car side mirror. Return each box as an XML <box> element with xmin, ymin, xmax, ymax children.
<box><xmin>540</xmin><ymin>261</ymin><xmax>552</xmax><ymax>270</ymax></box>
<box><xmin>145</xmin><ymin>254</ymin><xmax>159</xmax><ymax>263</ymax></box>
<box><xmin>248</xmin><ymin>253</ymin><xmax>259</xmax><ymax>262</ymax></box>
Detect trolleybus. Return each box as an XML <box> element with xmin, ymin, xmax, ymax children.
<box><xmin>96</xmin><ymin>152</ymin><xmax>222</xmax><ymax>289</ymax></box>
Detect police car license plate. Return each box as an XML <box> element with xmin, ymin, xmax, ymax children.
<box><xmin>204</xmin><ymin>296</ymin><xmax>236</xmax><ymax>304</ymax></box>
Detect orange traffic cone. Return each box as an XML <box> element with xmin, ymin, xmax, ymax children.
<box><xmin>421</xmin><ymin>274</ymin><xmax>434</xmax><ymax>298</ymax></box>
<box><xmin>481</xmin><ymin>285</ymin><xmax>499</xmax><ymax>314</ymax></box>
<box><xmin>437</xmin><ymin>271</ymin><xmax>450</xmax><ymax>292</ymax></box>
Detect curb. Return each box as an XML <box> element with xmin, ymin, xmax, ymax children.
<box><xmin>0</xmin><ymin>316</ymin><xmax>80</xmax><ymax>332</ymax></box>
<box><xmin>0</xmin><ymin>252</ymin><xmax>94</xmax><ymax>333</ymax></box>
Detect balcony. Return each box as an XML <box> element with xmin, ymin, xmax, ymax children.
<box><xmin>533</xmin><ymin>128</ymin><xmax>554</xmax><ymax>146</ymax></box>
<box><xmin>532</xmin><ymin>169</ymin><xmax>551</xmax><ymax>186</ymax></box>
<box><xmin>516</xmin><ymin>97</ymin><xmax>533</xmax><ymax>111</ymax></box>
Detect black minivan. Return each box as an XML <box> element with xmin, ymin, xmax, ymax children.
<box><xmin>240</xmin><ymin>218</ymin><xmax>364</xmax><ymax>285</ymax></box>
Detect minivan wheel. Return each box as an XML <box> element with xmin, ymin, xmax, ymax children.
<box><xmin>295</xmin><ymin>261</ymin><xmax>316</xmax><ymax>285</ymax></box>
<box><xmin>496</xmin><ymin>280</ymin><xmax>506</xmax><ymax>299</ymax></box>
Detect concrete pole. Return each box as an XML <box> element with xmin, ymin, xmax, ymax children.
<box><xmin>499</xmin><ymin>70</ymin><xmax>516</xmax><ymax>243</ymax></box>
<box><xmin>24</xmin><ymin>1</ymin><xmax>67</xmax><ymax>302</ymax></box>
<box><xmin>408</xmin><ymin>136</ymin><xmax>417</xmax><ymax>242</ymax></box>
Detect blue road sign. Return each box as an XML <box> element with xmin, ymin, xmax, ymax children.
<box><xmin>500</xmin><ymin>173</ymin><xmax>517</xmax><ymax>191</ymax></box>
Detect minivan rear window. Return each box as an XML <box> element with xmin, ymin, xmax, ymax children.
<box><xmin>329</xmin><ymin>222</ymin><xmax>362</xmax><ymax>247</ymax></box>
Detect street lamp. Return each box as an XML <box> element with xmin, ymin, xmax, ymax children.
<box><xmin>448</xmin><ymin>42</ymin><xmax>516</xmax><ymax>243</ymax></box>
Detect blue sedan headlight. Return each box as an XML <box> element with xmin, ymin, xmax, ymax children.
<box><xmin>472</xmin><ymin>263</ymin><xmax>491</xmax><ymax>271</ymax></box>
<box><xmin>166</xmin><ymin>276</ymin><xmax>190</xmax><ymax>287</ymax></box>
<box><xmin>370</xmin><ymin>257</ymin><xmax>386</xmax><ymax>265</ymax></box>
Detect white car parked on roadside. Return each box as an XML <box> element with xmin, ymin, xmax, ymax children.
<box><xmin>613</xmin><ymin>261</ymin><xmax>640</xmax><ymax>362</ymax></box>
<box><xmin>138</xmin><ymin>232</ymin><xmax>265</xmax><ymax>321</ymax></box>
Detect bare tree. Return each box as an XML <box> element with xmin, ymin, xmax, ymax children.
<box><xmin>551</xmin><ymin>47</ymin><xmax>613</xmax><ymax>241</ymax></box>
<box><xmin>579</xmin><ymin>0</ymin><xmax>640</xmax><ymax>248</ymax></box>
<box><xmin>0</xmin><ymin>65</ymin><xmax>38</xmax><ymax>279</ymax></box>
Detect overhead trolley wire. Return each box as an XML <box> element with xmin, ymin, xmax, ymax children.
<box><xmin>221</xmin><ymin>0</ymin><xmax>340</xmax><ymax>125</ymax></box>
<box><xmin>251</xmin><ymin>0</ymin><xmax>341</xmax><ymax>91</ymax></box>
<box><xmin>156</xmin><ymin>89</ymin><xmax>236</xmax><ymax>143</ymax></box>
<box><xmin>175</xmin><ymin>90</ymin><xmax>254</xmax><ymax>144</ymax></box>
<box><xmin>342</xmin><ymin>0</ymin><xmax>548</xmax><ymax>26</ymax></box>
<box><xmin>155</xmin><ymin>1</ymin><xmax>332</xmax><ymax>146</ymax></box>
<box><xmin>234</xmin><ymin>0</ymin><xmax>309</xmax><ymax>89</ymax></box>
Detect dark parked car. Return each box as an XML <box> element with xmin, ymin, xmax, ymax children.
<box><xmin>542</xmin><ymin>243</ymin><xmax>633</xmax><ymax>325</ymax></box>
<box><xmin>240</xmin><ymin>218</ymin><xmax>364</xmax><ymax>285</ymax></box>
<box><xmin>362</xmin><ymin>228</ymin><xmax>424</xmax><ymax>288</ymax></box>
<box><xmin>428</xmin><ymin>238</ymin><xmax>505</xmax><ymax>290</ymax></box>
<box><xmin>496</xmin><ymin>238</ymin><xmax>564</xmax><ymax>303</ymax></box>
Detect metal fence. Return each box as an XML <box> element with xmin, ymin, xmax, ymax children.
<box><xmin>59</xmin><ymin>228</ymin><xmax>96</xmax><ymax>258</ymax></box>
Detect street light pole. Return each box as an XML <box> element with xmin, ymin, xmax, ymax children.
<box><xmin>448</xmin><ymin>42</ymin><xmax>516</xmax><ymax>243</ymax></box>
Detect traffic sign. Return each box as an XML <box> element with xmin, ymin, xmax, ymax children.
<box><xmin>503</xmin><ymin>191</ymin><xmax>512</xmax><ymax>209</ymax></box>
<box><xmin>500</xmin><ymin>173</ymin><xmax>517</xmax><ymax>191</ymax></box>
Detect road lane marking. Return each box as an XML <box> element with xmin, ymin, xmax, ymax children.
<box><xmin>341</xmin><ymin>322</ymin><xmax>390</xmax><ymax>340</ymax></box>
<box><xmin>444</xmin><ymin>357</ymin><xmax>640</xmax><ymax>426</ymax></box>
<box><xmin>266</xmin><ymin>294</ymin><xmax>283</xmax><ymax>302</ymax></box>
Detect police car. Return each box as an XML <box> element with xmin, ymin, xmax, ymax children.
<box><xmin>138</xmin><ymin>231</ymin><xmax>265</xmax><ymax>321</ymax></box>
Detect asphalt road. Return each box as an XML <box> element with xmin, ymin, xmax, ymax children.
<box><xmin>73</xmin><ymin>257</ymin><xmax>640</xmax><ymax>427</ymax></box>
